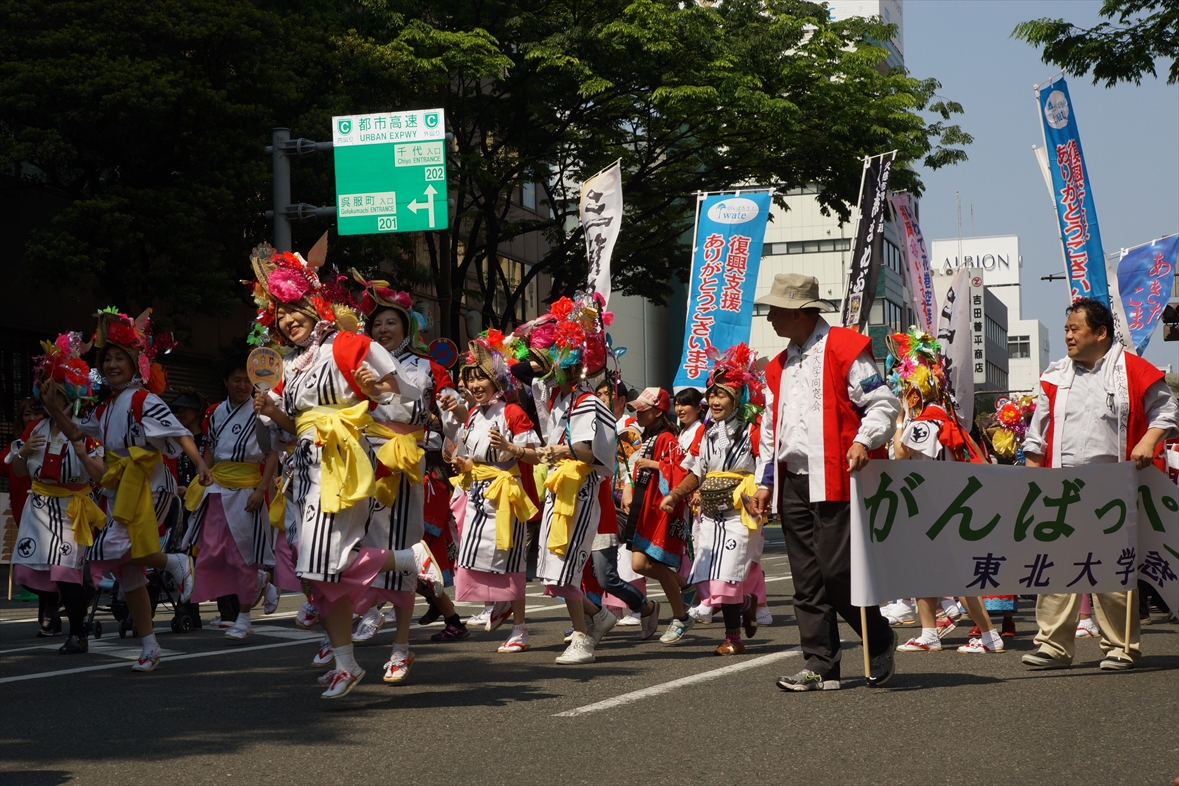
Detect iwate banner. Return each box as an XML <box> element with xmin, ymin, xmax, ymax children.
<box><xmin>673</xmin><ymin>191</ymin><xmax>772</xmax><ymax>389</ymax></box>
<box><xmin>1036</xmin><ymin>76</ymin><xmax>1109</xmax><ymax>305</ymax></box>
<box><xmin>851</xmin><ymin>462</ymin><xmax>1178</xmax><ymax>613</ymax></box>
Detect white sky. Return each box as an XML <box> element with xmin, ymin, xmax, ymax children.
<box><xmin>903</xmin><ymin>0</ymin><xmax>1178</xmax><ymax>368</ymax></box>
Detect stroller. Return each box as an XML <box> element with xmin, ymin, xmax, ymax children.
<box><xmin>83</xmin><ymin>496</ymin><xmax>197</xmax><ymax>638</ymax></box>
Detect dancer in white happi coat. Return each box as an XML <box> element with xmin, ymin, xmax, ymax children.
<box><xmin>40</xmin><ymin>309</ymin><xmax>210</xmax><ymax>672</ymax></box>
<box><xmin>11</xmin><ymin>333</ymin><xmax>105</xmax><ymax>655</ymax></box>
<box><xmin>451</xmin><ymin>335</ymin><xmax>540</xmax><ymax>653</ymax></box>
<box><xmin>517</xmin><ymin>291</ymin><xmax>618</xmax><ymax>665</ymax></box>
<box><xmin>350</xmin><ymin>275</ymin><xmax>461</xmax><ymax>683</ymax></box>
<box><xmin>664</xmin><ymin>344</ymin><xmax>766</xmax><ymax>656</ymax></box>
<box><xmin>246</xmin><ymin>237</ymin><xmax>422</xmax><ymax>698</ymax></box>
<box><xmin>184</xmin><ymin>355</ymin><xmax>279</xmax><ymax>641</ymax></box>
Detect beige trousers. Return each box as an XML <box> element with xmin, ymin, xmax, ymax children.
<box><xmin>1033</xmin><ymin>592</ymin><xmax>1140</xmax><ymax>664</ymax></box>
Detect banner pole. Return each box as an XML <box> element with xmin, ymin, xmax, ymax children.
<box><xmin>6</xmin><ymin>562</ymin><xmax>11</xmax><ymax>602</ymax></box>
<box><xmin>1124</xmin><ymin>589</ymin><xmax>1134</xmax><ymax>661</ymax></box>
<box><xmin>860</xmin><ymin>606</ymin><xmax>871</xmax><ymax>680</ymax></box>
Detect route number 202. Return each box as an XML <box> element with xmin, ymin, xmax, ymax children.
<box><xmin>377</xmin><ymin>216</ymin><xmax>397</xmax><ymax>231</ymax></box>
<box><xmin>424</xmin><ymin>166</ymin><xmax>445</xmax><ymax>182</ymax></box>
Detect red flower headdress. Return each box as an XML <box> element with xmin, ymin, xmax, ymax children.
<box><xmin>34</xmin><ymin>332</ymin><xmax>95</xmax><ymax>407</ymax></box>
<box><xmin>351</xmin><ymin>269</ymin><xmax>429</xmax><ymax>355</ymax></box>
<box><xmin>705</xmin><ymin>342</ymin><xmax>766</xmax><ymax>422</ymax></box>
<box><xmin>93</xmin><ymin>307</ymin><xmax>175</xmax><ymax>394</ymax></box>
<box><xmin>531</xmin><ymin>290</ymin><xmax>612</xmax><ymax>382</ymax></box>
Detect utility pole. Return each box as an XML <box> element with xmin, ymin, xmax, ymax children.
<box><xmin>265</xmin><ymin>127</ymin><xmax>337</xmax><ymax>252</ymax></box>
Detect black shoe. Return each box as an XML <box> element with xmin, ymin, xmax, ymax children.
<box><xmin>417</xmin><ymin>602</ymin><xmax>442</xmax><ymax>627</ymax></box>
<box><xmin>59</xmin><ymin>635</ymin><xmax>88</xmax><ymax>654</ymax></box>
<box><xmin>37</xmin><ymin>623</ymin><xmax>63</xmax><ymax>639</ymax></box>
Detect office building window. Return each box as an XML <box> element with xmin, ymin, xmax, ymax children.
<box><xmin>883</xmin><ymin>240</ymin><xmax>902</xmax><ymax>274</ymax></box>
<box><xmin>766</xmin><ymin>238</ymin><xmax>851</xmax><ymax>256</ymax></box>
<box><xmin>985</xmin><ymin>315</ymin><xmax>1007</xmax><ymax>349</ymax></box>
<box><xmin>986</xmin><ymin>361</ymin><xmax>1008</xmax><ymax>390</ymax></box>
<box><xmin>522</xmin><ymin>182</ymin><xmax>537</xmax><ymax>210</ymax></box>
<box><xmin>1008</xmin><ymin>335</ymin><xmax>1030</xmax><ymax>359</ymax></box>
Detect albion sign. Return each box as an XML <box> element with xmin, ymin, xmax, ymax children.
<box><xmin>929</xmin><ymin>235</ymin><xmax>1021</xmax><ymax>286</ymax></box>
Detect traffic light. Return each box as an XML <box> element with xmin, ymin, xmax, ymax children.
<box><xmin>1163</xmin><ymin>300</ymin><xmax>1179</xmax><ymax>342</ymax></box>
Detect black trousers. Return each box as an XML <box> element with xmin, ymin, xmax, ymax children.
<box><xmin>778</xmin><ymin>466</ymin><xmax>892</xmax><ymax>680</ymax></box>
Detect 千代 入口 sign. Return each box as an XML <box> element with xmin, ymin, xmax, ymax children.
<box><xmin>332</xmin><ymin>109</ymin><xmax>448</xmax><ymax>235</ymax></box>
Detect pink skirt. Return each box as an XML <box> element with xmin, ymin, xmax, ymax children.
<box><xmin>356</xmin><ymin>588</ymin><xmax>416</xmax><ymax>612</ymax></box>
<box><xmin>89</xmin><ymin>558</ymin><xmax>148</xmax><ymax>593</ymax></box>
<box><xmin>698</xmin><ymin>563</ymin><xmax>765</xmax><ymax>606</ymax></box>
<box><xmin>307</xmin><ymin>546</ymin><xmax>388</xmax><ymax>616</ymax></box>
<box><xmin>191</xmin><ymin>497</ymin><xmax>259</xmax><ymax>604</ymax></box>
<box><xmin>543</xmin><ymin>582</ymin><xmax>584</xmax><ymax>602</ymax></box>
<box><xmin>14</xmin><ymin>564</ymin><xmax>82</xmax><ymax>591</ymax></box>
<box><xmin>454</xmin><ymin>567</ymin><xmax>525</xmax><ymax>602</ymax></box>
<box><xmin>272</xmin><ymin>536</ymin><xmax>301</xmax><ymax>593</ymax></box>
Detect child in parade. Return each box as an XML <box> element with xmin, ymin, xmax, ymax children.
<box><xmin>183</xmin><ymin>356</ymin><xmax>280</xmax><ymax>641</ymax></box>
<box><xmin>449</xmin><ymin>334</ymin><xmax>540</xmax><ymax>653</ymax></box>
<box><xmin>40</xmin><ymin>309</ymin><xmax>211</xmax><ymax>672</ymax></box>
<box><xmin>662</xmin><ymin>344</ymin><xmax>765</xmax><ymax>655</ymax></box>
<box><xmin>247</xmin><ymin>238</ymin><xmax>423</xmax><ymax>698</ymax></box>
<box><xmin>622</xmin><ymin>387</ymin><xmax>698</xmax><ymax>643</ymax></box>
<box><xmin>885</xmin><ymin>330</ymin><xmax>1003</xmax><ymax>655</ymax></box>
<box><xmin>10</xmin><ymin>334</ymin><xmax>104</xmax><ymax>654</ymax></box>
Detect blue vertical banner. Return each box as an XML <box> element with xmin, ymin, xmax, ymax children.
<box><xmin>674</xmin><ymin>191</ymin><xmax>772</xmax><ymax>389</ymax></box>
<box><xmin>1117</xmin><ymin>234</ymin><xmax>1178</xmax><ymax>354</ymax></box>
<box><xmin>1037</xmin><ymin>76</ymin><xmax>1109</xmax><ymax>305</ymax></box>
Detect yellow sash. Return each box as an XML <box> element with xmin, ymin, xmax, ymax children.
<box><xmin>183</xmin><ymin>461</ymin><xmax>263</xmax><ymax>512</ymax></box>
<box><xmin>101</xmin><ymin>447</ymin><xmax>163</xmax><ymax>559</ymax></box>
<box><xmin>31</xmin><ymin>481</ymin><xmax>106</xmax><ymax>548</ymax></box>
<box><xmin>543</xmin><ymin>459</ymin><xmax>594</xmax><ymax>555</ymax></box>
<box><xmin>458</xmin><ymin>464</ymin><xmax>538</xmax><ymax>550</ymax></box>
<box><xmin>366</xmin><ymin>423</ymin><xmax>425</xmax><ymax>507</ymax></box>
<box><xmin>705</xmin><ymin>470</ymin><xmax>761</xmax><ymax>531</ymax></box>
<box><xmin>294</xmin><ymin>402</ymin><xmax>375</xmax><ymax>513</ymax></box>
<box><xmin>268</xmin><ymin>446</ymin><xmax>295</xmax><ymax>532</ymax></box>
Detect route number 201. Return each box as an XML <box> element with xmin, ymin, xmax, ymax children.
<box><xmin>424</xmin><ymin>166</ymin><xmax>445</xmax><ymax>182</ymax></box>
<box><xmin>377</xmin><ymin>216</ymin><xmax>397</xmax><ymax>231</ymax></box>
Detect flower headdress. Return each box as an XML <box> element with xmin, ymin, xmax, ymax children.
<box><xmin>885</xmin><ymin>328</ymin><xmax>945</xmax><ymax>404</ymax></box>
<box><xmin>93</xmin><ymin>307</ymin><xmax>175</xmax><ymax>394</ymax></box>
<box><xmin>460</xmin><ymin>328</ymin><xmax>528</xmax><ymax>392</ymax></box>
<box><xmin>704</xmin><ymin>342</ymin><xmax>766</xmax><ymax>423</ymax></box>
<box><xmin>979</xmin><ymin>395</ymin><xmax>1036</xmax><ymax>461</ymax></box>
<box><xmin>351</xmin><ymin>269</ymin><xmax>430</xmax><ymax>356</ymax></box>
<box><xmin>531</xmin><ymin>290</ymin><xmax>612</xmax><ymax>383</ymax></box>
<box><xmin>34</xmin><ymin>332</ymin><xmax>95</xmax><ymax>410</ymax></box>
<box><xmin>246</xmin><ymin>232</ymin><xmax>360</xmax><ymax>347</ymax></box>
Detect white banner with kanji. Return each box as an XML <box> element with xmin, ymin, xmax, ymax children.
<box><xmin>851</xmin><ymin>462</ymin><xmax>1178</xmax><ymax>613</ymax></box>
<box><xmin>579</xmin><ymin>161</ymin><xmax>623</xmax><ymax>305</ymax></box>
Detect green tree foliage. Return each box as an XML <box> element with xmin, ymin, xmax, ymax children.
<box><xmin>1013</xmin><ymin>0</ymin><xmax>1179</xmax><ymax>87</ymax></box>
<box><xmin>360</xmin><ymin>0</ymin><xmax>970</xmax><ymax>335</ymax></box>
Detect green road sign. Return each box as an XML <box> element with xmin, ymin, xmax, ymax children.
<box><xmin>332</xmin><ymin>109</ymin><xmax>448</xmax><ymax>235</ymax></box>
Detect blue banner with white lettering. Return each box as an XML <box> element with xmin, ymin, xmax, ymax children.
<box><xmin>674</xmin><ymin>191</ymin><xmax>772</xmax><ymax>389</ymax></box>
<box><xmin>1037</xmin><ymin>76</ymin><xmax>1109</xmax><ymax>305</ymax></box>
<box><xmin>1117</xmin><ymin>234</ymin><xmax>1178</xmax><ymax>354</ymax></box>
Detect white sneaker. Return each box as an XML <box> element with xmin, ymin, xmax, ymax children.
<box><xmin>382</xmin><ymin>647</ymin><xmax>414</xmax><ymax>683</ymax></box>
<box><xmin>352</xmin><ymin>607</ymin><xmax>384</xmax><ymax>642</ymax></box>
<box><xmin>688</xmin><ymin>604</ymin><xmax>713</xmax><ymax>624</ymax></box>
<box><xmin>555</xmin><ymin>631</ymin><xmax>596</xmax><ymax>664</ymax></box>
<box><xmin>262</xmin><ymin>583</ymin><xmax>279</xmax><ymax>615</ymax></box>
<box><xmin>486</xmin><ymin>601</ymin><xmax>513</xmax><ymax>632</ymax></box>
<box><xmin>589</xmin><ymin>607</ymin><xmax>618</xmax><ymax>646</ymax></box>
<box><xmin>224</xmin><ymin>620</ymin><xmax>254</xmax><ymax>641</ymax></box>
<box><xmin>251</xmin><ymin>570</ymin><xmax>268</xmax><ymax>608</ymax></box>
<box><xmin>208</xmin><ymin>615</ymin><xmax>234</xmax><ymax>629</ymax></box>
<box><xmin>885</xmin><ymin>608</ymin><xmax>917</xmax><ymax>626</ymax></box>
<box><xmin>312</xmin><ymin>635</ymin><xmax>334</xmax><ymax>667</ymax></box>
<box><xmin>616</xmin><ymin>611</ymin><xmax>642</xmax><ymax>626</ymax></box>
<box><xmin>467</xmin><ymin>606</ymin><xmax>492</xmax><ymax>628</ymax></box>
<box><xmin>1076</xmin><ymin>619</ymin><xmax>1100</xmax><ymax>638</ymax></box>
<box><xmin>498</xmin><ymin>625</ymin><xmax>529</xmax><ymax>653</ymax></box>
<box><xmin>295</xmin><ymin>601</ymin><xmax>319</xmax><ymax>630</ymax></box>
<box><xmin>640</xmin><ymin>600</ymin><xmax>661</xmax><ymax>641</ymax></box>
<box><xmin>756</xmin><ymin>607</ymin><xmax>773</xmax><ymax>626</ymax></box>
<box><xmin>383</xmin><ymin>608</ymin><xmax>397</xmax><ymax>624</ymax></box>
<box><xmin>131</xmin><ymin>647</ymin><xmax>161</xmax><ymax>672</ymax></box>
<box><xmin>319</xmin><ymin>667</ymin><xmax>365</xmax><ymax>698</ymax></box>
<box><xmin>167</xmin><ymin>553</ymin><xmax>195</xmax><ymax>604</ymax></box>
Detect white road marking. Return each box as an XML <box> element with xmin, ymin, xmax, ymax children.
<box><xmin>0</xmin><ymin>617</ymin><xmax>41</xmax><ymax>625</ymax></box>
<box><xmin>553</xmin><ymin>647</ymin><xmax>802</xmax><ymax>717</ymax></box>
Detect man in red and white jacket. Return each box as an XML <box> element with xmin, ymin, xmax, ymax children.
<box><xmin>1021</xmin><ymin>297</ymin><xmax>1177</xmax><ymax>671</ymax></box>
<box><xmin>750</xmin><ymin>274</ymin><xmax>900</xmax><ymax>692</ymax></box>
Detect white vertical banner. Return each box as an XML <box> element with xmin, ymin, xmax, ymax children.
<box><xmin>1104</xmin><ymin>249</ymin><xmax>1137</xmax><ymax>353</ymax></box>
<box><xmin>937</xmin><ymin>266</ymin><xmax>974</xmax><ymax>426</ymax></box>
<box><xmin>889</xmin><ymin>193</ymin><xmax>937</xmax><ymax>334</ymax></box>
<box><xmin>579</xmin><ymin>161</ymin><xmax>623</xmax><ymax>305</ymax></box>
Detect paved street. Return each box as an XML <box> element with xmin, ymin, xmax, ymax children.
<box><xmin>1</xmin><ymin>530</ymin><xmax>1176</xmax><ymax>786</ymax></box>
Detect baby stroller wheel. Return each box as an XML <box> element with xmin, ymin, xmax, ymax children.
<box><xmin>179</xmin><ymin>615</ymin><xmax>193</xmax><ymax>633</ymax></box>
<box><xmin>119</xmin><ymin>618</ymin><xmax>133</xmax><ymax>638</ymax></box>
<box><xmin>170</xmin><ymin>617</ymin><xmax>181</xmax><ymax>633</ymax></box>
<box><xmin>93</xmin><ymin>620</ymin><xmax>103</xmax><ymax>639</ymax></box>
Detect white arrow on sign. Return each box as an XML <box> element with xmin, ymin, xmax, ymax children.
<box><xmin>407</xmin><ymin>184</ymin><xmax>438</xmax><ymax>228</ymax></box>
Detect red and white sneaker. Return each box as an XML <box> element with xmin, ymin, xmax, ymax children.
<box><xmin>319</xmin><ymin>667</ymin><xmax>366</xmax><ymax>699</ymax></box>
<box><xmin>311</xmin><ymin>635</ymin><xmax>334</xmax><ymax>667</ymax></box>
<box><xmin>497</xmin><ymin>626</ymin><xmax>529</xmax><ymax>653</ymax></box>
<box><xmin>131</xmin><ymin>648</ymin><xmax>161</xmax><ymax>672</ymax></box>
<box><xmin>897</xmin><ymin>637</ymin><xmax>942</xmax><ymax>652</ymax></box>
<box><xmin>382</xmin><ymin>649</ymin><xmax>414</xmax><ymax>683</ymax></box>
<box><xmin>295</xmin><ymin>601</ymin><xmax>319</xmax><ymax>630</ymax></box>
<box><xmin>958</xmin><ymin>637</ymin><xmax>1004</xmax><ymax>653</ymax></box>
<box><xmin>486</xmin><ymin>601</ymin><xmax>512</xmax><ymax>633</ymax></box>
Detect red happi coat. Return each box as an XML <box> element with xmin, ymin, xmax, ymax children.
<box><xmin>629</xmin><ymin>430</ymin><xmax>690</xmax><ymax>569</ymax></box>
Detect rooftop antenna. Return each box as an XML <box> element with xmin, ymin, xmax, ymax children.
<box><xmin>956</xmin><ymin>191</ymin><xmax>963</xmax><ymax>266</ymax></box>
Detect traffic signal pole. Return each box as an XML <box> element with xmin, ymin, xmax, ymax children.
<box><xmin>265</xmin><ymin>127</ymin><xmax>336</xmax><ymax>252</ymax></box>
